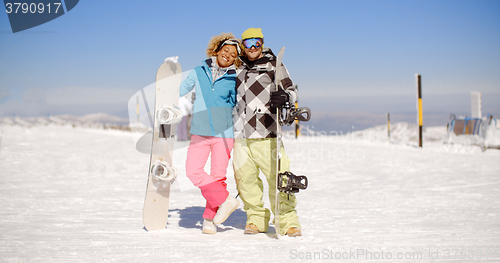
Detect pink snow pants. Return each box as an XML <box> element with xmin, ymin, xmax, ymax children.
<box><xmin>186</xmin><ymin>135</ymin><xmax>234</xmax><ymax>219</ymax></box>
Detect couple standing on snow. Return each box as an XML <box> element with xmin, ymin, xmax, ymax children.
<box><xmin>179</xmin><ymin>28</ymin><xmax>301</xmax><ymax>237</ymax></box>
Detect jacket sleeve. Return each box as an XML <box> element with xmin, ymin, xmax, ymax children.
<box><xmin>179</xmin><ymin>69</ymin><xmax>197</xmax><ymax>97</ymax></box>
<box><xmin>279</xmin><ymin>63</ymin><xmax>297</xmax><ymax>104</ymax></box>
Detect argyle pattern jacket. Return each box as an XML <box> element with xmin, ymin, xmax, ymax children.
<box><xmin>233</xmin><ymin>48</ymin><xmax>297</xmax><ymax>139</ymax></box>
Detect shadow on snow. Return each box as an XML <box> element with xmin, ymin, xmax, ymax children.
<box><xmin>170</xmin><ymin>206</ymin><xmax>247</xmax><ymax>232</ymax></box>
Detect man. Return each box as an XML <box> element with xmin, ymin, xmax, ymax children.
<box><xmin>232</xmin><ymin>28</ymin><xmax>301</xmax><ymax>237</ymax></box>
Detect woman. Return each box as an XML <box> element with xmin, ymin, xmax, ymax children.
<box><xmin>179</xmin><ymin>33</ymin><xmax>241</xmax><ymax>234</ymax></box>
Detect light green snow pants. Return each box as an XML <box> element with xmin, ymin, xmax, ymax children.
<box><xmin>233</xmin><ymin>138</ymin><xmax>300</xmax><ymax>235</ymax></box>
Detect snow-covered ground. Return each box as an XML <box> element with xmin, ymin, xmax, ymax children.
<box><xmin>1</xmin><ymin>123</ymin><xmax>499</xmax><ymax>262</ymax></box>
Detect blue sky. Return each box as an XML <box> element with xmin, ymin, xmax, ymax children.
<box><xmin>1</xmin><ymin>0</ymin><xmax>499</xmax><ymax>129</ymax></box>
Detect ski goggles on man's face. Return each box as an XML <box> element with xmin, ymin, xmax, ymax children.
<box><xmin>242</xmin><ymin>38</ymin><xmax>263</xmax><ymax>49</ymax></box>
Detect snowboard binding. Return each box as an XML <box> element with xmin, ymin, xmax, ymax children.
<box><xmin>280</xmin><ymin>102</ymin><xmax>311</xmax><ymax>126</ymax></box>
<box><xmin>157</xmin><ymin>105</ymin><xmax>183</xmax><ymax>125</ymax></box>
<box><xmin>277</xmin><ymin>171</ymin><xmax>308</xmax><ymax>194</ymax></box>
<box><xmin>151</xmin><ymin>161</ymin><xmax>177</xmax><ymax>184</ymax></box>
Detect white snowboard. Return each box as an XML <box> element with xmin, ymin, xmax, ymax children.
<box><xmin>143</xmin><ymin>58</ymin><xmax>182</xmax><ymax>231</ymax></box>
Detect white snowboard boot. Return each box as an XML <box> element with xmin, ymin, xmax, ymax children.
<box><xmin>213</xmin><ymin>196</ymin><xmax>240</xmax><ymax>225</ymax></box>
<box><xmin>202</xmin><ymin>219</ymin><xmax>217</xmax><ymax>234</ymax></box>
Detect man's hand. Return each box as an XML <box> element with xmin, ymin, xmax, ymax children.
<box><xmin>270</xmin><ymin>89</ymin><xmax>290</xmax><ymax>110</ymax></box>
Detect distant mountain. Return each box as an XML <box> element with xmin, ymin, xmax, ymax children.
<box><xmin>60</xmin><ymin>113</ymin><xmax>129</xmax><ymax>125</ymax></box>
<box><xmin>0</xmin><ymin>113</ymin><xmax>130</xmax><ymax>128</ymax></box>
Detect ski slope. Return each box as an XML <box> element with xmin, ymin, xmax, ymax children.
<box><xmin>0</xmin><ymin>123</ymin><xmax>499</xmax><ymax>262</ymax></box>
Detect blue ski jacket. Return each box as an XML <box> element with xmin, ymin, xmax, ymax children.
<box><xmin>179</xmin><ymin>58</ymin><xmax>236</xmax><ymax>138</ymax></box>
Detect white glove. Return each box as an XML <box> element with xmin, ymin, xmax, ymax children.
<box><xmin>164</xmin><ymin>56</ymin><xmax>179</xmax><ymax>64</ymax></box>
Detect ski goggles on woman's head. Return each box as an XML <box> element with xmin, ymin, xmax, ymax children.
<box><xmin>220</xmin><ymin>39</ymin><xmax>241</xmax><ymax>54</ymax></box>
<box><xmin>242</xmin><ymin>38</ymin><xmax>263</xmax><ymax>49</ymax></box>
